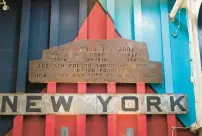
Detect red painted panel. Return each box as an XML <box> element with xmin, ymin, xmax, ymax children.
<box><xmin>77</xmin><ymin>115</ymin><xmax>86</xmax><ymax>136</ymax></box>
<box><xmin>177</xmin><ymin>121</ymin><xmax>194</xmax><ymax>136</ymax></box>
<box><xmin>137</xmin><ymin>83</ymin><xmax>147</xmax><ymax>136</ymax></box>
<box><xmin>86</xmin><ymin>115</ymin><xmax>108</xmax><ymax>136</ymax></box>
<box><xmin>23</xmin><ymin>116</ymin><xmax>45</xmax><ymax>136</ymax></box>
<box><xmin>107</xmin><ymin>83</ymin><xmax>117</xmax><ymax>136</ymax></box>
<box><xmin>85</xmin><ymin>4</ymin><xmax>110</xmax><ymax>136</ymax></box>
<box><xmin>108</xmin><ymin>115</ymin><xmax>117</xmax><ymax>136</ymax></box>
<box><xmin>88</xmin><ymin>3</ymin><xmax>106</xmax><ymax>39</ymax></box>
<box><xmin>146</xmin><ymin>86</ymin><xmax>168</xmax><ymax>136</ymax></box>
<box><xmin>55</xmin><ymin>84</ymin><xmax>77</xmax><ymax>136</ymax></box>
<box><xmin>117</xmin><ymin>84</ymin><xmax>138</xmax><ymax>135</ymax></box>
<box><xmin>86</xmin><ymin>84</ymin><xmax>107</xmax><ymax>136</ymax></box>
<box><xmin>55</xmin><ymin>115</ymin><xmax>77</xmax><ymax>136</ymax></box>
<box><xmin>117</xmin><ymin>115</ymin><xmax>138</xmax><ymax>135</ymax></box>
<box><xmin>147</xmin><ymin>115</ymin><xmax>168</xmax><ymax>136</ymax></box>
<box><xmin>77</xmin><ymin>83</ymin><xmax>87</xmax><ymax>136</ymax></box>
<box><xmin>45</xmin><ymin>83</ymin><xmax>56</xmax><ymax>136</ymax></box>
<box><xmin>13</xmin><ymin>116</ymin><xmax>23</xmax><ymax>136</ymax></box>
<box><xmin>167</xmin><ymin>115</ymin><xmax>177</xmax><ymax>136</ymax></box>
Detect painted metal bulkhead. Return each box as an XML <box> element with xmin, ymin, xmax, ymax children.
<box><xmin>0</xmin><ymin>0</ymin><xmax>198</xmax><ymax>135</ymax></box>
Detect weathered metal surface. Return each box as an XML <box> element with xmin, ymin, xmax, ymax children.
<box><xmin>126</xmin><ymin>128</ymin><xmax>134</xmax><ymax>136</ymax></box>
<box><xmin>61</xmin><ymin>127</ymin><xmax>68</xmax><ymax>136</ymax></box>
<box><xmin>0</xmin><ymin>94</ymin><xmax>187</xmax><ymax>115</ymax></box>
<box><xmin>29</xmin><ymin>39</ymin><xmax>162</xmax><ymax>83</ymax></box>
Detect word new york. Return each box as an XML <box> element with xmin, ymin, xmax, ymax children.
<box><xmin>0</xmin><ymin>94</ymin><xmax>187</xmax><ymax>115</ymax></box>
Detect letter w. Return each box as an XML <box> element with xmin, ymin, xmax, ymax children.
<box><xmin>51</xmin><ymin>96</ymin><xmax>73</xmax><ymax>112</ymax></box>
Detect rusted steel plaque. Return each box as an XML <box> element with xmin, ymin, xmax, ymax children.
<box><xmin>0</xmin><ymin>94</ymin><xmax>187</xmax><ymax>115</ymax></box>
<box><xmin>29</xmin><ymin>38</ymin><xmax>162</xmax><ymax>83</ymax></box>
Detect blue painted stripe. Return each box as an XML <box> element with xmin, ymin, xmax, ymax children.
<box><xmin>59</xmin><ymin>0</ymin><xmax>79</xmax><ymax>44</ymax></box>
<box><xmin>99</xmin><ymin>0</ymin><xmax>115</xmax><ymax>22</ymax></box>
<box><xmin>50</xmin><ymin>0</ymin><xmax>60</xmax><ymax>47</ymax></box>
<box><xmin>106</xmin><ymin>0</ymin><xmax>115</xmax><ymax>22</ymax></box>
<box><xmin>168</xmin><ymin>8</ymin><xmax>196</xmax><ymax>127</ymax></box>
<box><xmin>141</xmin><ymin>0</ymin><xmax>162</xmax><ymax>62</ymax></box>
<box><xmin>160</xmin><ymin>0</ymin><xmax>173</xmax><ymax>93</ymax></box>
<box><xmin>114</xmin><ymin>0</ymin><xmax>134</xmax><ymax>39</ymax></box>
<box><xmin>79</xmin><ymin>0</ymin><xmax>88</xmax><ymax>28</ymax></box>
<box><xmin>27</xmin><ymin>0</ymin><xmax>50</xmax><ymax>93</ymax></box>
<box><xmin>16</xmin><ymin>0</ymin><xmax>31</xmax><ymax>93</ymax></box>
<box><xmin>133</xmin><ymin>0</ymin><xmax>142</xmax><ymax>41</ymax></box>
<box><xmin>28</xmin><ymin>0</ymin><xmax>50</xmax><ymax>61</ymax></box>
<box><xmin>141</xmin><ymin>0</ymin><xmax>165</xmax><ymax>94</ymax></box>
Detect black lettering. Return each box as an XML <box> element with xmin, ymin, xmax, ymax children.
<box><xmin>64</xmin><ymin>58</ymin><xmax>67</xmax><ymax>62</ymax></box>
<box><xmin>51</xmin><ymin>96</ymin><xmax>73</xmax><ymax>112</ymax></box>
<box><xmin>1</xmin><ymin>96</ymin><xmax>17</xmax><ymax>112</ymax></box>
<box><xmin>97</xmin><ymin>96</ymin><xmax>112</xmax><ymax>112</ymax></box>
<box><xmin>26</xmin><ymin>96</ymin><xmax>41</xmax><ymax>112</ymax></box>
<box><xmin>147</xmin><ymin>96</ymin><xmax>162</xmax><ymax>112</ymax></box>
<box><xmin>122</xmin><ymin>96</ymin><xmax>139</xmax><ymax>111</ymax></box>
<box><xmin>170</xmin><ymin>96</ymin><xmax>186</xmax><ymax>111</ymax></box>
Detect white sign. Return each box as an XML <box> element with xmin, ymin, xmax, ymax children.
<box><xmin>0</xmin><ymin>94</ymin><xmax>187</xmax><ymax>115</ymax></box>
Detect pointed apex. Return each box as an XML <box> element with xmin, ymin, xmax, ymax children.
<box><xmin>76</xmin><ymin>2</ymin><xmax>119</xmax><ymax>40</ymax></box>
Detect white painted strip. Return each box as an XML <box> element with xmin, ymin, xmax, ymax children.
<box><xmin>0</xmin><ymin>94</ymin><xmax>187</xmax><ymax>115</ymax></box>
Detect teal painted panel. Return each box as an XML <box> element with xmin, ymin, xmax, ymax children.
<box><xmin>114</xmin><ymin>0</ymin><xmax>134</xmax><ymax>39</ymax></box>
<box><xmin>141</xmin><ymin>0</ymin><xmax>162</xmax><ymax>62</ymax></box>
<box><xmin>141</xmin><ymin>0</ymin><xmax>165</xmax><ymax>94</ymax></box>
<box><xmin>169</xmin><ymin>9</ymin><xmax>196</xmax><ymax>127</ymax></box>
<box><xmin>98</xmin><ymin>0</ymin><xmax>196</xmax><ymax>127</ymax></box>
<box><xmin>98</xmin><ymin>0</ymin><xmax>114</xmax><ymax>20</ymax></box>
<box><xmin>99</xmin><ymin>0</ymin><xmax>165</xmax><ymax>94</ymax></box>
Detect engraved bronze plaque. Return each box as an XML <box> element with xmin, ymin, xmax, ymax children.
<box><xmin>29</xmin><ymin>38</ymin><xmax>162</xmax><ymax>83</ymax></box>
